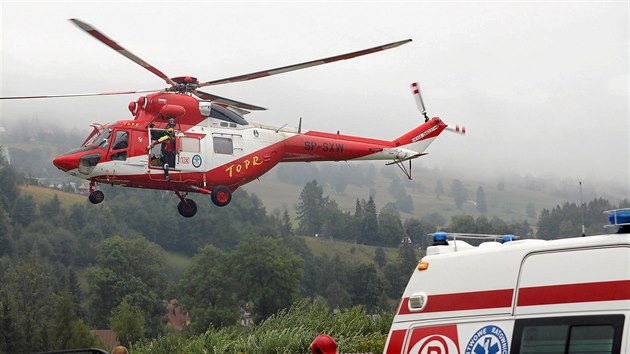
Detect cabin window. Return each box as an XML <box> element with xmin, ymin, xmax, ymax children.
<box><xmin>512</xmin><ymin>315</ymin><xmax>623</xmax><ymax>354</ymax></box>
<box><xmin>213</xmin><ymin>137</ymin><xmax>233</xmax><ymax>155</ymax></box>
<box><xmin>180</xmin><ymin>137</ymin><xmax>200</xmax><ymax>153</ymax></box>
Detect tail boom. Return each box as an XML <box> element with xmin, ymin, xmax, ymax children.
<box><xmin>279</xmin><ymin>117</ymin><xmax>445</xmax><ymax>162</ymax></box>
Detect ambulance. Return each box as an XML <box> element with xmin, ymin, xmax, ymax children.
<box><xmin>383</xmin><ymin>209</ymin><xmax>630</xmax><ymax>354</ymax></box>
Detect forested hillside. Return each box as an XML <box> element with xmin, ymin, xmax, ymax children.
<box><xmin>0</xmin><ymin>143</ymin><xmax>627</xmax><ymax>352</ymax></box>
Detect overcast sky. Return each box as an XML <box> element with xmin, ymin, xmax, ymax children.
<box><xmin>1</xmin><ymin>1</ymin><xmax>628</xmax><ymax>193</ymax></box>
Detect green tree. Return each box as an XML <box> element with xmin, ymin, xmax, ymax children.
<box><xmin>3</xmin><ymin>260</ymin><xmax>53</xmax><ymax>352</ymax></box>
<box><xmin>279</xmin><ymin>209</ymin><xmax>294</xmax><ymax>237</ymax></box>
<box><xmin>475</xmin><ymin>186</ymin><xmax>488</xmax><ymax>213</ymax></box>
<box><xmin>434</xmin><ymin>179</ymin><xmax>444</xmax><ymax>200</ymax></box>
<box><xmin>231</xmin><ymin>235</ymin><xmax>304</xmax><ymax>321</ymax></box>
<box><xmin>109</xmin><ymin>299</ymin><xmax>145</xmax><ymax>348</ymax></box>
<box><xmin>448</xmin><ymin>215</ymin><xmax>476</xmax><ymax>233</ymax></box>
<box><xmin>180</xmin><ymin>245</ymin><xmax>240</xmax><ymax>333</ymax></box>
<box><xmin>374</xmin><ymin>248</ymin><xmax>386</xmax><ymax>268</ymax></box>
<box><xmin>85</xmin><ymin>236</ymin><xmax>165</xmax><ymax>333</ymax></box>
<box><xmin>359</xmin><ymin>196</ymin><xmax>379</xmax><ymax>245</ymax></box>
<box><xmin>450</xmin><ymin>179</ymin><xmax>468</xmax><ymax>209</ymax></box>
<box><xmin>321</xmin><ymin>199</ymin><xmax>350</xmax><ymax>240</ymax></box>
<box><xmin>0</xmin><ymin>152</ymin><xmax>20</xmax><ymax>210</ymax></box>
<box><xmin>404</xmin><ymin>218</ymin><xmax>436</xmax><ymax>249</ymax></box>
<box><xmin>49</xmin><ymin>292</ymin><xmax>99</xmax><ymax>350</ymax></box>
<box><xmin>40</xmin><ymin>194</ymin><xmax>62</xmax><ymax>219</ymax></box>
<box><xmin>384</xmin><ymin>244</ymin><xmax>419</xmax><ymax>298</ymax></box>
<box><xmin>348</xmin><ymin>263</ymin><xmax>386</xmax><ymax>312</ymax></box>
<box><xmin>0</xmin><ymin>209</ymin><xmax>12</xmax><ymax>257</ymax></box>
<box><xmin>296</xmin><ymin>180</ymin><xmax>325</xmax><ymax>236</ymax></box>
<box><xmin>378</xmin><ymin>203</ymin><xmax>404</xmax><ymax>247</ymax></box>
<box><xmin>11</xmin><ymin>194</ymin><xmax>37</xmax><ymax>227</ymax></box>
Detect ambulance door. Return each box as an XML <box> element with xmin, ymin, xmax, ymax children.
<box><xmin>177</xmin><ymin>134</ymin><xmax>206</xmax><ymax>172</ymax></box>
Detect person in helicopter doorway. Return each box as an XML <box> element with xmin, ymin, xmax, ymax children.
<box><xmin>149</xmin><ymin>120</ymin><xmax>177</xmax><ymax>181</ymax></box>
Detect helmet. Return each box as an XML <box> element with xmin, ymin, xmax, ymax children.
<box><xmin>310</xmin><ymin>334</ymin><xmax>338</xmax><ymax>354</ymax></box>
<box><xmin>167</xmin><ymin>127</ymin><xmax>174</xmax><ymax>133</ymax></box>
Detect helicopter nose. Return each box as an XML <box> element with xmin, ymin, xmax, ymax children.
<box><xmin>53</xmin><ymin>154</ymin><xmax>79</xmax><ymax>172</ymax></box>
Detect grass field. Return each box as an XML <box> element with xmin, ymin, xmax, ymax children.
<box><xmin>299</xmin><ymin>235</ymin><xmax>399</xmax><ymax>265</ymax></box>
<box><xmin>19</xmin><ymin>184</ymin><xmax>86</xmax><ymax>209</ymax></box>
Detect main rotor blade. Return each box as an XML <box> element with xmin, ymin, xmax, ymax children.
<box><xmin>0</xmin><ymin>89</ymin><xmax>159</xmax><ymax>100</ymax></box>
<box><xmin>197</xmin><ymin>39</ymin><xmax>412</xmax><ymax>88</ymax></box>
<box><xmin>69</xmin><ymin>18</ymin><xmax>178</xmax><ymax>87</ymax></box>
<box><xmin>193</xmin><ymin>90</ymin><xmax>267</xmax><ymax>111</ymax></box>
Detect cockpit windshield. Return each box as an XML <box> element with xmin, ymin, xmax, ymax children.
<box><xmin>82</xmin><ymin>128</ymin><xmax>112</xmax><ymax>148</ymax></box>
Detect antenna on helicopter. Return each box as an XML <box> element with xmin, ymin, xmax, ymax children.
<box><xmin>298</xmin><ymin>117</ymin><xmax>302</xmax><ymax>134</ymax></box>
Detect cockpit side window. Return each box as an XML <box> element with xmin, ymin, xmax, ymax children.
<box><xmin>110</xmin><ymin>130</ymin><xmax>129</xmax><ymax>161</ymax></box>
<box><xmin>112</xmin><ymin>131</ymin><xmax>129</xmax><ymax>150</ymax></box>
<box><xmin>209</xmin><ymin>104</ymin><xmax>248</xmax><ymax>125</ymax></box>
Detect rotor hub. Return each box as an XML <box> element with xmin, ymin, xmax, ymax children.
<box><xmin>170</xmin><ymin>76</ymin><xmax>199</xmax><ymax>94</ymax></box>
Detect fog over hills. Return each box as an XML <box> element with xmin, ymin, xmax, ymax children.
<box><xmin>1</xmin><ymin>1</ymin><xmax>627</xmax><ymax>202</ymax></box>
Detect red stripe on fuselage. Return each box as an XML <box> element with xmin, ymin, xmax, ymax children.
<box><xmin>282</xmin><ymin>132</ymin><xmax>393</xmax><ymax>162</ymax></box>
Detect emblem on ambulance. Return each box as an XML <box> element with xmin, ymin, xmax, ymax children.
<box><xmin>192</xmin><ymin>155</ymin><xmax>202</xmax><ymax>168</ymax></box>
<box><xmin>409</xmin><ymin>334</ymin><xmax>459</xmax><ymax>354</ymax></box>
<box><xmin>465</xmin><ymin>325</ymin><xmax>508</xmax><ymax>354</ymax></box>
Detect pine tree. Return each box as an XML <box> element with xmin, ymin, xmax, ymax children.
<box><xmin>359</xmin><ymin>196</ymin><xmax>379</xmax><ymax>245</ymax></box>
<box><xmin>450</xmin><ymin>179</ymin><xmax>468</xmax><ymax>209</ymax></box>
<box><xmin>295</xmin><ymin>180</ymin><xmax>325</xmax><ymax>236</ymax></box>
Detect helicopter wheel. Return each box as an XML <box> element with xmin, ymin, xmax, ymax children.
<box><xmin>88</xmin><ymin>190</ymin><xmax>105</xmax><ymax>204</ymax></box>
<box><xmin>211</xmin><ymin>185</ymin><xmax>232</xmax><ymax>207</ymax></box>
<box><xmin>177</xmin><ymin>198</ymin><xmax>197</xmax><ymax>218</ymax></box>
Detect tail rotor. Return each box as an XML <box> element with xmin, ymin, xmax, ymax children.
<box><xmin>410</xmin><ymin>82</ymin><xmax>429</xmax><ymax>122</ymax></box>
<box><xmin>410</xmin><ymin>82</ymin><xmax>466</xmax><ymax>135</ymax></box>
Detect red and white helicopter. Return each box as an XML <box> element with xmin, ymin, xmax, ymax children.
<box><xmin>1</xmin><ymin>19</ymin><xmax>464</xmax><ymax>217</ymax></box>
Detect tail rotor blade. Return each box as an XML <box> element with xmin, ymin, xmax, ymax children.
<box><xmin>445</xmin><ymin>125</ymin><xmax>466</xmax><ymax>135</ymax></box>
<box><xmin>410</xmin><ymin>82</ymin><xmax>429</xmax><ymax>121</ymax></box>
